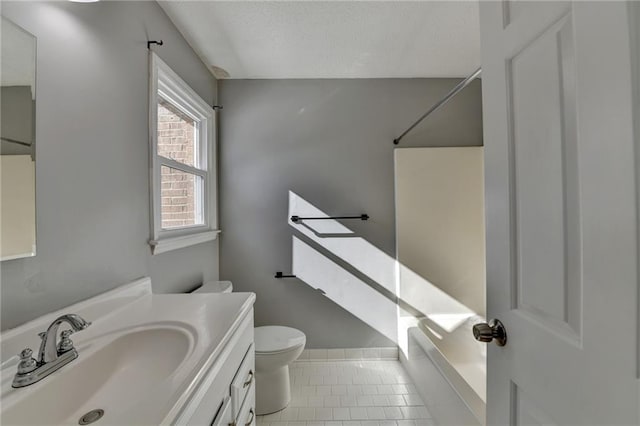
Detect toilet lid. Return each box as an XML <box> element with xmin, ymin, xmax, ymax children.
<box><xmin>254</xmin><ymin>326</ymin><xmax>306</xmax><ymax>353</ymax></box>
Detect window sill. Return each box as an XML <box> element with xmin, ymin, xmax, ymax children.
<box><xmin>149</xmin><ymin>230</ymin><xmax>221</xmax><ymax>255</ymax></box>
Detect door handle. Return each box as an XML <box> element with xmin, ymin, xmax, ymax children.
<box><xmin>472</xmin><ymin>319</ymin><xmax>507</xmax><ymax>346</ymax></box>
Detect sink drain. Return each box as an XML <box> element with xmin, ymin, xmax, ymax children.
<box><xmin>79</xmin><ymin>409</ymin><xmax>104</xmax><ymax>425</ymax></box>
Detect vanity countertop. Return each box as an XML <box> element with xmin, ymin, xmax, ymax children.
<box><xmin>0</xmin><ymin>278</ymin><xmax>256</xmax><ymax>425</ymax></box>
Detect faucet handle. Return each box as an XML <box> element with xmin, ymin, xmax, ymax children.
<box><xmin>17</xmin><ymin>348</ymin><xmax>37</xmax><ymax>374</ymax></box>
<box><xmin>57</xmin><ymin>329</ymin><xmax>75</xmax><ymax>353</ymax></box>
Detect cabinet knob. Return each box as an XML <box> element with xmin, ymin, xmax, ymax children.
<box><xmin>245</xmin><ymin>409</ymin><xmax>255</xmax><ymax>426</ymax></box>
<box><xmin>243</xmin><ymin>370</ymin><xmax>254</xmax><ymax>388</ymax></box>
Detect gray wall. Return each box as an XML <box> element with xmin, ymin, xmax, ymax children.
<box><xmin>219</xmin><ymin>79</ymin><xmax>482</xmax><ymax>348</ymax></box>
<box><xmin>1</xmin><ymin>1</ymin><xmax>219</xmax><ymax>330</ymax></box>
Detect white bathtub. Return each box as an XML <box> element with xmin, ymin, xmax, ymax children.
<box><xmin>400</xmin><ymin>317</ymin><xmax>486</xmax><ymax>426</ymax></box>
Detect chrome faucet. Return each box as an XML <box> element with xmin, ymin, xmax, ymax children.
<box><xmin>12</xmin><ymin>314</ymin><xmax>91</xmax><ymax>388</ymax></box>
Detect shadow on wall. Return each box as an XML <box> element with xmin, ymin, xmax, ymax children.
<box><xmin>287</xmin><ymin>191</ymin><xmax>480</xmax><ymax>356</ymax></box>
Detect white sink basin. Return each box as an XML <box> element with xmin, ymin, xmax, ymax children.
<box><xmin>2</xmin><ymin>325</ymin><xmax>193</xmax><ymax>425</ymax></box>
<box><xmin>1</xmin><ymin>279</ymin><xmax>256</xmax><ymax>425</ymax></box>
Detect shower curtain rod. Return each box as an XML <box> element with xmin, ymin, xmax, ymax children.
<box><xmin>393</xmin><ymin>67</ymin><xmax>482</xmax><ymax>145</ymax></box>
<box><xmin>1</xmin><ymin>136</ymin><xmax>32</xmax><ymax>147</ymax></box>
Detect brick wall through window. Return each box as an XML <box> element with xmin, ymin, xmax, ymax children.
<box><xmin>157</xmin><ymin>99</ymin><xmax>200</xmax><ymax>229</ymax></box>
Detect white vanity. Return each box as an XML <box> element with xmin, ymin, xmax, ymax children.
<box><xmin>0</xmin><ymin>278</ymin><xmax>256</xmax><ymax>425</ymax></box>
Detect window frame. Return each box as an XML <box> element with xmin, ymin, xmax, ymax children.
<box><xmin>148</xmin><ymin>52</ymin><xmax>218</xmax><ymax>254</ymax></box>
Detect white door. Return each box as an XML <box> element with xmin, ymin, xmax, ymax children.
<box><xmin>479</xmin><ymin>1</ymin><xmax>639</xmax><ymax>425</ymax></box>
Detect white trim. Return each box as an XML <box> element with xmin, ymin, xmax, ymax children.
<box><xmin>149</xmin><ymin>230</ymin><xmax>221</xmax><ymax>255</ymax></box>
<box><xmin>160</xmin><ymin>157</ymin><xmax>207</xmax><ymax>178</ymax></box>
<box><xmin>148</xmin><ymin>52</ymin><xmax>218</xmax><ymax>254</ymax></box>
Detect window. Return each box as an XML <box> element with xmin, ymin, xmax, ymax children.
<box><xmin>149</xmin><ymin>53</ymin><xmax>218</xmax><ymax>254</ymax></box>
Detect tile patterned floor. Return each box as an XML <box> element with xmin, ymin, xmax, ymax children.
<box><xmin>257</xmin><ymin>360</ymin><xmax>437</xmax><ymax>426</ymax></box>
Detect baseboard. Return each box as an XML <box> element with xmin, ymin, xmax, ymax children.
<box><xmin>298</xmin><ymin>347</ymin><xmax>399</xmax><ymax>361</ymax></box>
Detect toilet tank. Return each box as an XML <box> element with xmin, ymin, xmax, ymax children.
<box><xmin>194</xmin><ymin>280</ymin><xmax>233</xmax><ymax>294</ymax></box>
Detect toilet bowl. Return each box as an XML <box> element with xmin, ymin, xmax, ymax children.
<box><xmin>193</xmin><ymin>281</ymin><xmax>306</xmax><ymax>414</ymax></box>
<box><xmin>254</xmin><ymin>326</ymin><xmax>306</xmax><ymax>414</ymax></box>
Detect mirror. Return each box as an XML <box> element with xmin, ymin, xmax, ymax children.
<box><xmin>1</xmin><ymin>17</ymin><xmax>36</xmax><ymax>260</ymax></box>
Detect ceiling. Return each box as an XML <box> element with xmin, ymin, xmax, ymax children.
<box><xmin>158</xmin><ymin>1</ymin><xmax>481</xmax><ymax>79</ymax></box>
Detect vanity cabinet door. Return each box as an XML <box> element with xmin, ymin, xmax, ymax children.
<box><xmin>231</xmin><ymin>344</ymin><xmax>255</xmax><ymax>419</ymax></box>
<box><xmin>235</xmin><ymin>383</ymin><xmax>256</xmax><ymax>426</ymax></box>
<box><xmin>173</xmin><ymin>313</ymin><xmax>254</xmax><ymax>425</ymax></box>
<box><xmin>211</xmin><ymin>396</ymin><xmax>233</xmax><ymax>426</ymax></box>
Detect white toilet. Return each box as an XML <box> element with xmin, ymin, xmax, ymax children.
<box><xmin>194</xmin><ymin>280</ymin><xmax>233</xmax><ymax>293</ymax></box>
<box><xmin>193</xmin><ymin>281</ymin><xmax>306</xmax><ymax>414</ymax></box>
<box><xmin>254</xmin><ymin>326</ymin><xmax>306</xmax><ymax>414</ymax></box>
